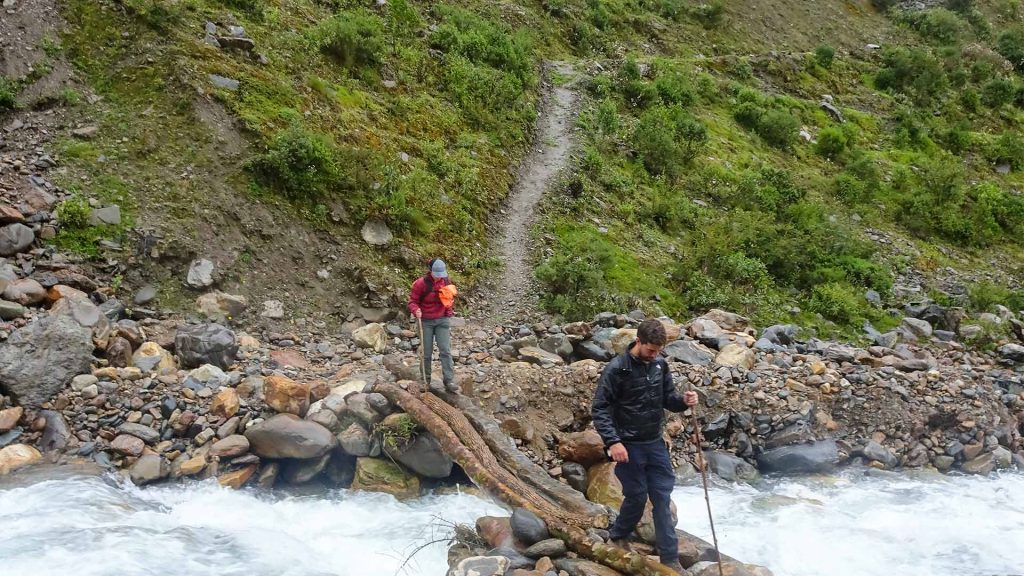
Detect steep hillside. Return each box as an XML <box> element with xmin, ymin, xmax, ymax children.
<box><xmin>3</xmin><ymin>0</ymin><xmax>1024</xmax><ymax>336</ymax></box>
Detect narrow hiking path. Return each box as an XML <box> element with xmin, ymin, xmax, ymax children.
<box><xmin>484</xmin><ymin>61</ymin><xmax>579</xmax><ymax>323</ymax></box>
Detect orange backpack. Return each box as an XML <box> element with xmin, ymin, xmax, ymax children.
<box><xmin>439</xmin><ymin>283</ymin><xmax>458</xmax><ymax>308</ymax></box>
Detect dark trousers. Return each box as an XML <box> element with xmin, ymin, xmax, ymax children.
<box><xmin>608</xmin><ymin>440</ymin><xmax>678</xmax><ymax>563</ymax></box>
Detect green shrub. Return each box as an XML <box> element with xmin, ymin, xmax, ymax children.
<box><xmin>906</xmin><ymin>8</ymin><xmax>963</xmax><ymax>45</ymax></box>
<box><xmin>756</xmin><ymin>109</ymin><xmax>800</xmax><ymax>149</ymax></box>
<box><xmin>833</xmin><ymin>173</ymin><xmax>868</xmax><ymax>204</ymax></box>
<box><xmin>247</xmin><ymin>126</ymin><xmax>345</xmax><ymax>202</ymax></box>
<box><xmin>536</xmin><ymin>228</ymin><xmax>617</xmax><ymax>318</ymax></box>
<box><xmin>946</xmin><ymin>0</ymin><xmax>974</xmax><ymax>13</ymax></box>
<box><xmin>996</xmin><ymin>26</ymin><xmax>1024</xmax><ymax>72</ymax></box>
<box><xmin>632</xmin><ymin>105</ymin><xmax>708</xmax><ymax>177</ymax></box>
<box><xmin>982</xmin><ymin>77</ymin><xmax>1016</xmax><ymax>108</ymax></box>
<box><xmin>875</xmin><ymin>47</ymin><xmax>948</xmax><ymax>105</ymax></box>
<box><xmin>654</xmin><ymin>69</ymin><xmax>695</xmax><ymax>106</ymax></box>
<box><xmin>815</xmin><ymin>44</ymin><xmax>836</xmax><ymax>69</ymax></box>
<box><xmin>0</xmin><ymin>77</ymin><xmax>15</xmax><ymax>110</ymax></box>
<box><xmin>737</xmin><ymin>165</ymin><xmax>805</xmax><ymax>212</ymax></box>
<box><xmin>431</xmin><ymin>6</ymin><xmax>533</xmax><ymax>79</ymax></box>
<box><xmin>692</xmin><ymin>2</ymin><xmax>725</xmax><ymax>28</ymax></box>
<box><xmin>618</xmin><ymin>59</ymin><xmax>658</xmax><ymax>108</ymax></box>
<box><xmin>969</xmin><ymin>280</ymin><xmax>1024</xmax><ymax>312</ymax></box>
<box><xmin>733</xmin><ymin>101</ymin><xmax>764</xmax><ymax>130</ymax></box>
<box><xmin>640</xmin><ymin>185</ymin><xmax>698</xmax><ymax>234</ymax></box>
<box><xmin>311</xmin><ymin>10</ymin><xmax>386</xmax><ymax>73</ymax></box>
<box><xmin>56</xmin><ymin>195</ymin><xmax>91</xmax><ymax>230</ymax></box>
<box><xmin>990</xmin><ymin>131</ymin><xmax>1024</xmax><ymax>170</ymax></box>
<box><xmin>442</xmin><ymin>54</ymin><xmax>528</xmax><ymax>128</ymax></box>
<box><xmin>808</xmin><ymin>282</ymin><xmax>866</xmax><ymax>324</ymax></box>
<box><xmin>716</xmin><ymin>251</ymin><xmax>771</xmax><ymax>289</ymax></box>
<box><xmin>596</xmin><ymin>98</ymin><xmax>619</xmax><ymax>135</ymax></box>
<box><xmin>658</xmin><ymin>0</ymin><xmax>686</xmax><ymax>21</ymax></box>
<box><xmin>960</xmin><ymin>88</ymin><xmax>980</xmax><ymax>112</ymax></box>
<box><xmin>123</xmin><ymin>0</ymin><xmax>183</xmax><ymax>31</ymax></box>
<box><xmin>816</xmin><ymin>126</ymin><xmax>848</xmax><ymax>158</ymax></box>
<box><xmin>938</xmin><ymin>122</ymin><xmax>972</xmax><ymax>154</ymax></box>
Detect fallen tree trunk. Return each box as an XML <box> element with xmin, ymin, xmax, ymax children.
<box><xmin>373</xmin><ymin>383</ymin><xmax>679</xmax><ymax>576</ymax></box>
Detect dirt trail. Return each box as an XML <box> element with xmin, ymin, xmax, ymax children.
<box><xmin>487</xmin><ymin>61</ymin><xmax>578</xmax><ymax>323</ymax></box>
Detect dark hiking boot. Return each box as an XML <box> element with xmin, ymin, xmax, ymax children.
<box><xmin>609</xmin><ymin>537</ymin><xmax>631</xmax><ymax>551</ymax></box>
<box><xmin>661</xmin><ymin>560</ymin><xmax>686</xmax><ymax>574</ymax></box>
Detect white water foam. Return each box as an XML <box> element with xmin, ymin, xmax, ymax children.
<box><xmin>673</xmin><ymin>471</ymin><xmax>1024</xmax><ymax>576</ymax></box>
<box><xmin>0</xmin><ymin>472</ymin><xmax>504</xmax><ymax>576</ymax></box>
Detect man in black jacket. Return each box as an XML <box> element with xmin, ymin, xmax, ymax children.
<box><xmin>591</xmin><ymin>319</ymin><xmax>698</xmax><ymax>574</ymax></box>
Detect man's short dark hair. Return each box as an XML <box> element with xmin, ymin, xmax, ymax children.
<box><xmin>637</xmin><ymin>319</ymin><xmax>667</xmax><ymax>346</ymax></box>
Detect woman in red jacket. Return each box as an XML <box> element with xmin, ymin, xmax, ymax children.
<box><xmin>408</xmin><ymin>258</ymin><xmax>455</xmax><ymax>387</ymax></box>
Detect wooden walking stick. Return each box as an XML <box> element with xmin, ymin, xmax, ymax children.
<box><xmin>417</xmin><ymin>315</ymin><xmax>428</xmax><ymax>385</ymax></box>
<box><xmin>690</xmin><ymin>404</ymin><xmax>725</xmax><ymax>576</ymax></box>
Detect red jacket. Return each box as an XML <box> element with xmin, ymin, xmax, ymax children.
<box><xmin>408</xmin><ymin>276</ymin><xmax>453</xmax><ymax>320</ymax></box>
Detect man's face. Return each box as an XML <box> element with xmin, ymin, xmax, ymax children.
<box><xmin>634</xmin><ymin>341</ymin><xmax>663</xmax><ymax>362</ymax></box>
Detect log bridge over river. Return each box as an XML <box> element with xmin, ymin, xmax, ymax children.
<box><xmin>372</xmin><ymin>382</ymin><xmax>772</xmax><ymax>576</ymax></box>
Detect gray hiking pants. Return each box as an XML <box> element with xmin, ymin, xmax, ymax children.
<box><xmin>421</xmin><ymin>317</ymin><xmax>454</xmax><ymax>385</ymax></box>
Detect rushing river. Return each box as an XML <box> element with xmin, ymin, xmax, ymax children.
<box><xmin>2</xmin><ymin>465</ymin><xmax>1022</xmax><ymax>576</ymax></box>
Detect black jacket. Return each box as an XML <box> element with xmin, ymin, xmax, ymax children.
<box><xmin>591</xmin><ymin>347</ymin><xmax>687</xmax><ymax>447</ymax></box>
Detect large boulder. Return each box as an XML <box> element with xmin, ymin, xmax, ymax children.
<box><xmin>0</xmin><ymin>313</ymin><xmax>95</xmax><ymax>406</ymax></box>
<box><xmin>510</xmin><ymin>507</ymin><xmax>549</xmax><ymax>546</ymax></box>
<box><xmin>0</xmin><ymin>223</ymin><xmax>34</xmax><ymax>256</ymax></box>
<box><xmin>174</xmin><ymin>323</ymin><xmax>238</xmax><ymax>369</ymax></box>
<box><xmin>715</xmin><ymin>344</ymin><xmax>755</xmax><ymax>370</ymax></box>
<box><xmin>518</xmin><ymin>346</ymin><xmax>564</xmax><ymax>367</ymax></box>
<box><xmin>899</xmin><ymin>317</ymin><xmax>933</xmax><ymax>341</ymax></box>
<box><xmin>133</xmin><ymin>342</ymin><xmax>176</xmax><ymax>373</ymax></box>
<box><xmin>756</xmin><ymin>440</ymin><xmax>839</xmax><ymax>474</ymax></box>
<box><xmin>540</xmin><ymin>334</ymin><xmax>574</xmax><ymax>359</ymax></box>
<box><xmin>962</xmin><ymin>452</ymin><xmax>996</xmax><ymax>475</ymax></box>
<box><xmin>384</xmin><ymin>431</ymin><xmax>453</xmax><ymax>478</ymax></box>
<box><xmin>2</xmin><ymin>278</ymin><xmax>46</xmax><ymax>306</ymax></box>
<box><xmin>700</xmin><ymin>309</ymin><xmax>751</xmax><ymax>332</ymax></box>
<box><xmin>130</xmin><ymin>454</ymin><xmax>169</xmax><ymax>486</ymax></box>
<box><xmin>352</xmin><ymin>323</ymin><xmax>387</xmax><ymax>353</ymax></box>
<box><xmin>575</xmin><ymin>340</ymin><xmax>612</xmax><ymax>362</ymax></box>
<box><xmin>558</xmin><ymin>430</ymin><xmax>606</xmax><ymax>467</ymax></box>
<box><xmin>244</xmin><ymin>414</ymin><xmax>336</xmax><ymax>459</ymax></box>
<box><xmin>664</xmin><ymin>340</ymin><xmax>715</xmax><ymax>366</ymax></box>
<box><xmin>264</xmin><ymin>374</ymin><xmax>310</xmax><ymax>416</ymax></box>
<box><xmin>609</xmin><ymin>329</ymin><xmax>638</xmax><ymax>355</ymax></box>
<box><xmin>351</xmin><ymin>457</ymin><xmax>420</xmax><ymax>499</ymax></box>
<box><xmin>861</xmin><ymin>440</ymin><xmax>899</xmax><ymax>469</ymax></box>
<box><xmin>0</xmin><ymin>443</ymin><xmax>42</xmax><ymax>475</ymax></box>
<box><xmin>704</xmin><ymin>451</ymin><xmax>760</xmax><ymax>483</ymax></box>
<box><xmin>338</xmin><ymin>423</ymin><xmax>372</xmax><ymax>456</ymax></box>
<box><xmin>762</xmin><ymin>324</ymin><xmax>799</xmax><ymax>346</ymax></box>
<box><xmin>282</xmin><ymin>453</ymin><xmax>331</xmax><ymax>484</ymax></box>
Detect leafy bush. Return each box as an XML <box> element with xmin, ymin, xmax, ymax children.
<box><xmin>989</xmin><ymin>131</ymin><xmax>1024</xmax><ymax>170</ymax></box>
<box><xmin>833</xmin><ymin>173</ymin><xmax>869</xmax><ymax>205</ymax></box>
<box><xmin>875</xmin><ymin>47</ymin><xmax>948</xmax><ymax>105</ymax></box>
<box><xmin>816</xmin><ymin>126</ymin><xmax>848</xmax><ymax>158</ymax></box>
<box><xmin>737</xmin><ymin>165</ymin><xmax>805</xmax><ymax>212</ymax></box>
<box><xmin>536</xmin><ymin>228</ymin><xmax>617</xmax><ymax>318</ymax></box>
<box><xmin>982</xmin><ymin>77</ymin><xmax>1016</xmax><ymax>108</ymax></box>
<box><xmin>756</xmin><ymin>109</ymin><xmax>800</xmax><ymax>149</ymax></box>
<box><xmin>442</xmin><ymin>54</ymin><xmax>528</xmax><ymax>128</ymax></box>
<box><xmin>905</xmin><ymin>8</ymin><xmax>963</xmax><ymax>45</ymax></box>
<box><xmin>815</xmin><ymin>44</ymin><xmax>836</xmax><ymax>69</ymax></box>
<box><xmin>938</xmin><ymin>122</ymin><xmax>972</xmax><ymax>154</ymax></box>
<box><xmin>618</xmin><ymin>59</ymin><xmax>658</xmax><ymax>108</ymax></box>
<box><xmin>996</xmin><ymin>26</ymin><xmax>1024</xmax><ymax>72</ymax></box>
<box><xmin>692</xmin><ymin>2</ymin><xmax>725</xmax><ymax>28</ymax></box>
<box><xmin>311</xmin><ymin>10</ymin><xmax>386</xmax><ymax>73</ymax></box>
<box><xmin>56</xmin><ymin>195</ymin><xmax>91</xmax><ymax>229</ymax></box>
<box><xmin>247</xmin><ymin>126</ymin><xmax>346</xmax><ymax>202</ymax></box>
<box><xmin>596</xmin><ymin>98</ymin><xmax>619</xmax><ymax>135</ymax></box>
<box><xmin>123</xmin><ymin>0</ymin><xmax>183</xmax><ymax>31</ymax></box>
<box><xmin>632</xmin><ymin>105</ymin><xmax>708</xmax><ymax>177</ymax></box>
<box><xmin>733</xmin><ymin>101</ymin><xmax>764</xmax><ymax>130</ymax></box>
<box><xmin>0</xmin><ymin>77</ymin><xmax>15</xmax><ymax>110</ymax></box>
<box><xmin>654</xmin><ymin>68</ymin><xmax>695</xmax><ymax>106</ymax></box>
<box><xmin>640</xmin><ymin>184</ymin><xmax>698</xmax><ymax>234</ymax></box>
<box><xmin>431</xmin><ymin>6</ymin><xmax>533</xmax><ymax>79</ymax></box>
<box><xmin>808</xmin><ymin>282</ymin><xmax>867</xmax><ymax>324</ymax></box>
<box><xmin>960</xmin><ymin>88</ymin><xmax>980</xmax><ymax>112</ymax></box>
<box><xmin>968</xmin><ymin>280</ymin><xmax>1024</xmax><ymax>312</ymax></box>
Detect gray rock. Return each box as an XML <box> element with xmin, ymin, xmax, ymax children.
<box><xmin>88</xmin><ymin>206</ymin><xmax>121</xmax><ymax>226</ymax></box>
<box><xmin>765</xmin><ymin>421</ymin><xmax>814</xmax><ymax>448</ymax></box>
<box><xmin>704</xmin><ymin>451</ymin><xmax>760</xmax><ymax>483</ymax></box>
<box><xmin>0</xmin><ymin>299</ymin><xmax>26</xmax><ymax>320</ymax></box>
<box><xmin>262</xmin><ymin>300</ymin><xmax>285</xmax><ymax>319</ymax></box>
<box><xmin>118</xmin><ymin>422</ymin><xmax>160</xmax><ymax>444</ymax></box>
<box><xmin>2</xmin><ymin>278</ymin><xmax>45</xmax><ymax>306</ymax></box>
<box><xmin>899</xmin><ymin>317</ymin><xmax>933</xmax><ymax>340</ymax></box>
<box><xmin>540</xmin><ymin>334</ymin><xmax>573</xmax><ymax>359</ymax></box>
<box><xmin>245</xmin><ymin>414</ymin><xmax>336</xmax><ymax>459</ymax></box>
<box><xmin>134</xmin><ymin>286</ymin><xmax>158</xmax><ymax>306</ymax></box>
<box><xmin>862</xmin><ymin>440</ymin><xmax>899</xmax><ymax>469</ymax></box>
<box><xmin>0</xmin><ymin>427</ymin><xmax>23</xmax><ymax>449</ymax></box>
<box><xmin>208</xmin><ymin>74</ymin><xmax>239</xmax><ymax>91</ymax></box>
<box><xmin>509</xmin><ymin>509</ymin><xmax>549</xmax><ymax>548</ymax></box>
<box><xmin>186</xmin><ymin>259</ymin><xmax>215</xmax><ymax>288</ymax></box>
<box><xmin>524</xmin><ymin>538</ymin><xmax>567</xmax><ymax>559</ymax></box>
<box><xmin>361</xmin><ymin>218</ymin><xmax>392</xmax><ymax>246</ymax></box>
<box><xmin>0</xmin><ymin>314</ymin><xmax>95</xmax><ymax>406</ymax></box>
<box><xmin>756</xmin><ymin>440</ymin><xmax>839</xmax><ymax>474</ymax></box>
<box><xmin>0</xmin><ymin>224</ymin><xmax>34</xmax><ymax>256</ymax></box>
<box><xmin>762</xmin><ymin>324</ymin><xmax>799</xmax><ymax>345</ymax></box>
<box><xmin>518</xmin><ymin>346</ymin><xmax>564</xmax><ymax>367</ymax></box>
<box><xmin>452</xmin><ymin>556</ymin><xmax>509</xmax><ymax>576</ymax></box>
<box><xmin>663</xmin><ymin>340</ymin><xmax>715</xmax><ymax>365</ymax></box>
<box><xmin>282</xmin><ymin>452</ymin><xmax>330</xmax><ymax>484</ymax></box>
<box><xmin>384</xmin><ymin>431</ymin><xmax>453</xmax><ymax>478</ymax></box>
<box><xmin>39</xmin><ymin>410</ymin><xmax>71</xmax><ymax>452</ymax></box>
<box><xmin>961</xmin><ymin>452</ymin><xmax>995</xmax><ymax>475</ymax></box>
<box><xmin>561</xmin><ymin>461</ymin><xmax>587</xmax><ymax>493</ymax></box>
<box><xmin>992</xmin><ymin>446</ymin><xmax>1013</xmax><ymax>469</ymax></box>
<box><xmin>130</xmin><ymin>454</ymin><xmax>168</xmax><ymax>486</ymax></box>
<box><xmin>933</xmin><ymin>455</ymin><xmax>955</xmax><ymax>472</ymax></box>
<box><xmin>999</xmin><ymin>343</ymin><xmax>1024</xmax><ymax>363</ymax></box>
<box><xmin>175</xmin><ymin>323</ymin><xmax>238</xmax><ymax>369</ymax></box>
<box><xmin>338</xmin><ymin>423</ymin><xmax>371</xmax><ymax>457</ymax></box>
<box><xmin>575</xmin><ymin>340</ymin><xmax>612</xmax><ymax>362</ymax></box>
